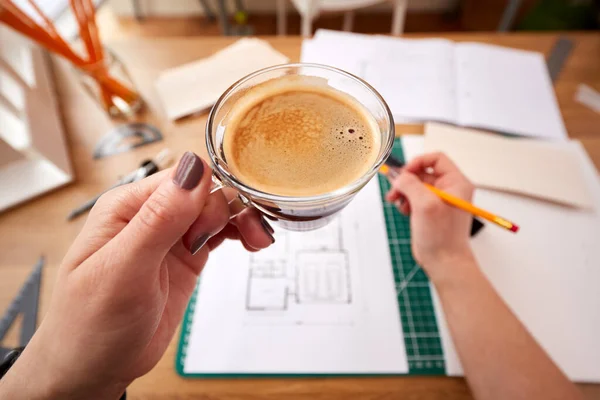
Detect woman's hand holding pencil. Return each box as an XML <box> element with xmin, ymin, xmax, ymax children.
<box><xmin>381</xmin><ymin>152</ymin><xmax>518</xmax><ymax>233</ymax></box>
<box><xmin>381</xmin><ymin>152</ymin><xmax>516</xmax><ymax>280</ymax></box>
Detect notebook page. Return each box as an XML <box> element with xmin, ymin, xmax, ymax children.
<box><xmin>301</xmin><ymin>32</ymin><xmax>390</xmax><ymax>118</ymax></box>
<box><xmin>455</xmin><ymin>43</ymin><xmax>567</xmax><ymax>140</ymax></box>
<box><xmin>363</xmin><ymin>37</ymin><xmax>457</xmax><ymax>123</ymax></box>
<box><xmin>183</xmin><ymin>179</ymin><xmax>408</xmax><ymax>374</ymax></box>
<box><xmin>301</xmin><ymin>30</ymin><xmax>375</xmax><ymax>78</ymax></box>
<box><xmin>403</xmin><ymin>136</ymin><xmax>600</xmax><ymax>383</ymax></box>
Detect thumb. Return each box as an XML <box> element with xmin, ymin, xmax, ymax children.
<box><xmin>392</xmin><ymin>171</ymin><xmax>437</xmax><ymax>209</ymax></box>
<box><xmin>114</xmin><ymin>152</ymin><xmax>212</xmax><ymax>261</ymax></box>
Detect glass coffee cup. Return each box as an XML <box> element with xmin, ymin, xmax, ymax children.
<box><xmin>207</xmin><ymin>63</ymin><xmax>394</xmax><ymax>231</ymax></box>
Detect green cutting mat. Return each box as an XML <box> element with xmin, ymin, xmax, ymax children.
<box><xmin>177</xmin><ymin>139</ymin><xmax>444</xmax><ymax>376</ymax></box>
<box><xmin>377</xmin><ymin>138</ymin><xmax>445</xmax><ymax>375</ymax></box>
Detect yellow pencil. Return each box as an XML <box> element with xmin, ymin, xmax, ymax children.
<box><xmin>379</xmin><ymin>164</ymin><xmax>519</xmax><ymax>233</ymax></box>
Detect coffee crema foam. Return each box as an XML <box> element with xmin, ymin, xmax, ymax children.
<box><xmin>223</xmin><ymin>76</ymin><xmax>380</xmax><ymax>196</ymax></box>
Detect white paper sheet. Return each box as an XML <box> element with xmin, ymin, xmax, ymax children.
<box><xmin>402</xmin><ymin>135</ymin><xmax>600</xmax><ymax>383</ymax></box>
<box><xmin>155</xmin><ymin>39</ymin><xmax>289</xmax><ymax>120</ymax></box>
<box><xmin>424</xmin><ymin>123</ymin><xmax>594</xmax><ymax>209</ymax></box>
<box><xmin>183</xmin><ymin>179</ymin><xmax>408</xmax><ymax>374</ymax></box>
<box><xmin>455</xmin><ymin>43</ymin><xmax>567</xmax><ymax>140</ymax></box>
<box><xmin>300</xmin><ymin>30</ymin><xmax>374</xmax><ymax>78</ymax></box>
<box><xmin>365</xmin><ymin>37</ymin><xmax>457</xmax><ymax>123</ymax></box>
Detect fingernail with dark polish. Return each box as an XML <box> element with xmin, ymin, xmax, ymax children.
<box><xmin>173</xmin><ymin>152</ymin><xmax>204</xmax><ymax>190</ymax></box>
<box><xmin>260</xmin><ymin>218</ymin><xmax>275</xmax><ymax>243</ymax></box>
<box><xmin>261</xmin><ymin>217</ymin><xmax>275</xmax><ymax>234</ymax></box>
<box><xmin>190</xmin><ymin>234</ymin><xmax>210</xmax><ymax>255</ymax></box>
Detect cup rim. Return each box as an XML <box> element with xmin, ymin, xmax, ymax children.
<box><xmin>205</xmin><ymin>62</ymin><xmax>395</xmax><ymax>204</ymax></box>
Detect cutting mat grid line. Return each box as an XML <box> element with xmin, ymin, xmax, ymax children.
<box><xmin>377</xmin><ymin>139</ymin><xmax>445</xmax><ymax>374</ymax></box>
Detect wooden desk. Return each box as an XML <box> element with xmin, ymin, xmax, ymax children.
<box><xmin>1</xmin><ymin>33</ymin><xmax>599</xmax><ymax>400</ymax></box>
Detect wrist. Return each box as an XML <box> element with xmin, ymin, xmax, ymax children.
<box><xmin>0</xmin><ymin>332</ymin><xmax>128</xmax><ymax>400</ymax></box>
<box><xmin>424</xmin><ymin>248</ymin><xmax>480</xmax><ymax>289</ymax></box>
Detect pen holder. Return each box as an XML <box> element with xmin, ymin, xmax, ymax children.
<box><xmin>76</xmin><ymin>49</ymin><xmax>144</xmax><ymax>119</ymax></box>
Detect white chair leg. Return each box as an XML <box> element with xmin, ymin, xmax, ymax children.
<box><xmin>391</xmin><ymin>0</ymin><xmax>407</xmax><ymax>35</ymax></box>
<box><xmin>276</xmin><ymin>0</ymin><xmax>287</xmax><ymax>36</ymax></box>
<box><xmin>301</xmin><ymin>14</ymin><xmax>312</xmax><ymax>37</ymax></box>
<box><xmin>342</xmin><ymin>10</ymin><xmax>355</xmax><ymax>32</ymax></box>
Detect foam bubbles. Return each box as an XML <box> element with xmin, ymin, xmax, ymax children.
<box><xmin>223</xmin><ymin>77</ymin><xmax>381</xmax><ymax>196</ymax></box>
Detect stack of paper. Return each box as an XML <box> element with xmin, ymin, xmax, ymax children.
<box><xmin>424</xmin><ymin>123</ymin><xmax>594</xmax><ymax>209</ymax></box>
<box><xmin>156</xmin><ymin>38</ymin><xmax>289</xmax><ymax>120</ymax></box>
<box><xmin>302</xmin><ymin>30</ymin><xmax>567</xmax><ymax>141</ymax></box>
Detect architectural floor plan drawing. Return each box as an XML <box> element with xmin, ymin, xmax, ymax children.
<box><xmin>295</xmin><ymin>251</ymin><xmax>350</xmax><ymax>305</ymax></box>
<box><xmin>183</xmin><ymin>179</ymin><xmax>408</xmax><ymax>374</ymax></box>
<box><xmin>245</xmin><ymin>217</ymin><xmax>355</xmax><ymax>326</ymax></box>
